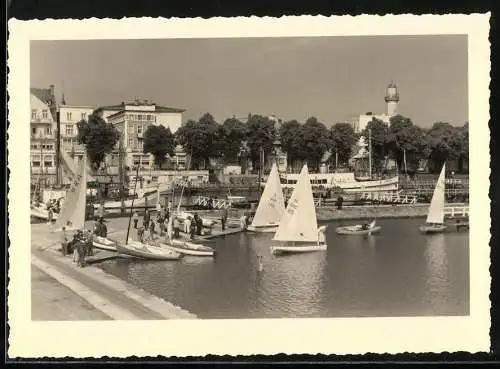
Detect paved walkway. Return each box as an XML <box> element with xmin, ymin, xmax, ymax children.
<box><xmin>31</xmin><ymin>265</ymin><xmax>110</xmax><ymax>321</ymax></box>
<box><xmin>31</xmin><ymin>223</ymin><xmax>197</xmax><ymax>320</ymax></box>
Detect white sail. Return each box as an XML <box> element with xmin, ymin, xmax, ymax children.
<box><xmin>251</xmin><ymin>163</ymin><xmax>286</xmax><ymax>227</ymax></box>
<box><xmin>166</xmin><ymin>215</ymin><xmax>173</xmax><ymax>243</ymax></box>
<box><xmin>273</xmin><ymin>164</ymin><xmax>318</xmax><ymax>242</ymax></box>
<box><xmin>426</xmin><ymin>163</ymin><xmax>446</xmax><ymax>224</ymax></box>
<box><xmin>54</xmin><ymin>154</ymin><xmax>88</xmax><ymax>231</ymax></box>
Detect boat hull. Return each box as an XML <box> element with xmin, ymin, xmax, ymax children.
<box><xmin>115</xmin><ymin>241</ymin><xmax>183</xmax><ymax>260</ymax></box>
<box><xmin>336</xmin><ymin>225</ymin><xmax>382</xmax><ymax>235</ymax></box>
<box><xmin>270</xmin><ymin>243</ymin><xmax>327</xmax><ymax>255</ymax></box>
<box><xmin>419</xmin><ymin>224</ymin><xmax>447</xmax><ymax>234</ymax></box>
<box><xmin>92</xmin><ymin>236</ymin><xmax>118</xmax><ymax>252</ymax></box>
<box><xmin>160</xmin><ymin>240</ymin><xmax>215</xmax><ymax>257</ymax></box>
<box><xmin>247</xmin><ymin>224</ymin><xmax>279</xmax><ymax>233</ymax></box>
<box><xmin>31</xmin><ymin>207</ymin><xmax>59</xmax><ymax>221</ymax></box>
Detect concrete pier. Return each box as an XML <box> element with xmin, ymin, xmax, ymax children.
<box><xmin>31</xmin><ymin>223</ymin><xmax>197</xmax><ymax>320</ymax></box>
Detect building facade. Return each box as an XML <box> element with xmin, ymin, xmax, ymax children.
<box><xmin>59</xmin><ymin>104</ymin><xmax>95</xmax><ymax>163</ymax></box>
<box><xmin>98</xmin><ymin>100</ymin><xmax>186</xmax><ymax>172</ymax></box>
<box><xmin>30</xmin><ymin>87</ymin><xmax>57</xmax><ymax>188</ymax></box>
<box><xmin>349</xmin><ymin>82</ymin><xmax>400</xmax><ymax>133</ymax></box>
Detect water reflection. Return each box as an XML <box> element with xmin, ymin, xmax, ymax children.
<box><xmin>99</xmin><ymin>218</ymin><xmax>469</xmax><ymax>318</ymax></box>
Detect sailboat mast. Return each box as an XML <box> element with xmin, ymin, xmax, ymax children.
<box><xmin>258</xmin><ymin>147</ymin><xmax>264</xmax><ymax>198</ymax></box>
<box><xmin>368</xmin><ymin>128</ymin><xmax>372</xmax><ymax>179</ymax></box>
<box><xmin>125</xmin><ymin>159</ymin><xmax>141</xmax><ymax>245</ymax></box>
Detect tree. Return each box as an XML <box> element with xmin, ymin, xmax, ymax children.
<box><xmin>425</xmin><ymin>122</ymin><xmax>463</xmax><ymax>172</ymax></box>
<box><xmin>175</xmin><ymin>113</ymin><xmax>220</xmax><ymax>169</ymax></box>
<box><xmin>77</xmin><ymin>112</ymin><xmax>120</xmax><ymax>170</ymax></box>
<box><xmin>387</xmin><ymin>115</ymin><xmax>428</xmax><ymax>172</ymax></box>
<box><xmin>458</xmin><ymin>122</ymin><xmax>469</xmax><ymax>172</ymax></box>
<box><xmin>297</xmin><ymin>117</ymin><xmax>331</xmax><ymax>171</ymax></box>
<box><xmin>245</xmin><ymin>114</ymin><xmax>276</xmax><ymax>169</ymax></box>
<box><xmin>219</xmin><ymin>117</ymin><xmax>247</xmax><ymax>164</ymax></box>
<box><xmin>143</xmin><ymin>125</ymin><xmax>176</xmax><ymax>168</ymax></box>
<box><xmin>362</xmin><ymin>118</ymin><xmax>390</xmax><ymax>172</ymax></box>
<box><xmin>329</xmin><ymin>122</ymin><xmax>356</xmax><ymax>166</ymax></box>
<box><xmin>279</xmin><ymin>120</ymin><xmax>302</xmax><ymax>168</ymax></box>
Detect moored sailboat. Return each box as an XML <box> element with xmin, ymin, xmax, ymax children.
<box><xmin>247</xmin><ymin>163</ymin><xmax>286</xmax><ymax>233</ymax></box>
<box><xmin>270</xmin><ymin>164</ymin><xmax>328</xmax><ymax>255</ymax></box>
<box><xmin>419</xmin><ymin>164</ymin><xmax>447</xmax><ymax>234</ymax></box>
<box><xmin>160</xmin><ymin>216</ymin><xmax>215</xmax><ymax>257</ymax></box>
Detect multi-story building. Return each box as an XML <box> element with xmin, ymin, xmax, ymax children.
<box><xmin>95</xmin><ymin>100</ymin><xmax>186</xmax><ymax>173</ymax></box>
<box><xmin>59</xmin><ymin>104</ymin><xmax>95</xmax><ymax>165</ymax></box>
<box><xmin>30</xmin><ymin>86</ymin><xmax>57</xmax><ymax>188</ymax></box>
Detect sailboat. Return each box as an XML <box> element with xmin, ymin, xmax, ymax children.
<box><xmin>270</xmin><ymin>164</ymin><xmax>328</xmax><ymax>255</ymax></box>
<box><xmin>419</xmin><ymin>163</ymin><xmax>447</xmax><ymax>234</ymax></box>
<box><xmin>247</xmin><ymin>163</ymin><xmax>286</xmax><ymax>233</ymax></box>
<box><xmin>52</xmin><ymin>155</ymin><xmax>89</xmax><ymax>232</ymax></box>
<box><xmin>335</xmin><ymin>219</ymin><xmax>381</xmax><ymax>236</ymax></box>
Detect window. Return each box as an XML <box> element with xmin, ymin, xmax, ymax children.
<box><xmin>66</xmin><ymin>112</ymin><xmax>72</xmax><ymax>121</ymax></box>
<box><xmin>42</xmin><ymin>109</ymin><xmax>48</xmax><ymax>119</ymax></box>
<box><xmin>137</xmin><ymin>126</ymin><xmax>143</xmax><ymax>135</ymax></box>
<box><xmin>46</xmin><ymin>127</ymin><xmax>52</xmax><ymax>135</ymax></box>
<box><xmin>32</xmin><ymin>161</ymin><xmax>41</xmax><ymax>167</ymax></box>
<box><xmin>138</xmin><ymin>114</ymin><xmax>143</xmax><ymax>121</ymax></box>
<box><xmin>81</xmin><ymin>112</ymin><xmax>87</xmax><ymax>120</ymax></box>
<box><xmin>65</xmin><ymin>125</ymin><xmax>74</xmax><ymax>135</ymax></box>
<box><xmin>31</xmin><ymin>110</ymin><xmax>37</xmax><ymax>120</ymax></box>
<box><xmin>30</xmin><ymin>144</ymin><xmax>38</xmax><ymax>149</ymax></box>
<box><xmin>128</xmin><ymin>138</ymin><xmax>133</xmax><ymax>146</ymax></box>
<box><xmin>32</xmin><ymin>127</ymin><xmax>36</xmax><ymax>135</ymax></box>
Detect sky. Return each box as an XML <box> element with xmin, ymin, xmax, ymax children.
<box><xmin>30</xmin><ymin>35</ymin><xmax>468</xmax><ymax>128</ymax></box>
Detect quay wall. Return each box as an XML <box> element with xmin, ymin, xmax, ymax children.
<box><xmin>181</xmin><ymin>204</ymin><xmax>453</xmax><ymax>222</ymax></box>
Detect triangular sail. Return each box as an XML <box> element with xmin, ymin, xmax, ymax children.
<box><xmin>426</xmin><ymin>163</ymin><xmax>446</xmax><ymax>224</ymax></box>
<box><xmin>273</xmin><ymin>164</ymin><xmax>318</xmax><ymax>242</ymax></box>
<box><xmin>54</xmin><ymin>154</ymin><xmax>88</xmax><ymax>231</ymax></box>
<box><xmin>251</xmin><ymin>163</ymin><xmax>285</xmax><ymax>227</ymax></box>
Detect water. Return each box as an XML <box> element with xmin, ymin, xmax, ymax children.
<box><xmin>99</xmin><ymin>218</ymin><xmax>469</xmax><ymax>318</ymax></box>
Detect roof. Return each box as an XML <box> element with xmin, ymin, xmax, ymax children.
<box><xmin>96</xmin><ymin>102</ymin><xmax>186</xmax><ymax>114</ymax></box>
<box><xmin>30</xmin><ymin>87</ymin><xmax>55</xmax><ymax>106</ymax></box>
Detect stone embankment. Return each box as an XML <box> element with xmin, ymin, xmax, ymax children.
<box><xmin>31</xmin><ymin>223</ymin><xmax>197</xmax><ymax>320</ymax></box>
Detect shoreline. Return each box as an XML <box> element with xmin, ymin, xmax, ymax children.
<box><xmin>31</xmin><ymin>223</ymin><xmax>197</xmax><ymax>320</ymax></box>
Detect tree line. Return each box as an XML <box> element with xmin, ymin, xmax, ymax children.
<box><xmin>76</xmin><ymin>112</ymin><xmax>469</xmax><ymax>174</ymax></box>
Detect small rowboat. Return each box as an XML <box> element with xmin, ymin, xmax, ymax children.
<box><xmin>92</xmin><ymin>236</ymin><xmax>118</xmax><ymax>252</ymax></box>
<box><xmin>115</xmin><ymin>240</ymin><xmax>183</xmax><ymax>260</ymax></box>
<box><xmin>160</xmin><ymin>239</ymin><xmax>215</xmax><ymax>257</ymax></box>
<box><xmin>335</xmin><ymin>220</ymin><xmax>381</xmax><ymax>236</ymax></box>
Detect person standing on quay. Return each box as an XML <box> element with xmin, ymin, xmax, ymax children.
<box><xmin>143</xmin><ymin>209</ymin><xmax>150</xmax><ymax>229</ymax></box>
<box><xmin>194</xmin><ymin>213</ymin><xmax>202</xmax><ymax>235</ymax></box>
<box><xmin>189</xmin><ymin>217</ymin><xmax>196</xmax><ymax>240</ymax></box>
<box><xmin>60</xmin><ymin>226</ymin><xmax>69</xmax><ymax>256</ymax></box>
<box><xmin>221</xmin><ymin>208</ymin><xmax>228</xmax><ymax>231</ymax></box>
<box><xmin>132</xmin><ymin>212</ymin><xmax>139</xmax><ymax>229</ymax></box>
<box><xmin>173</xmin><ymin>217</ymin><xmax>180</xmax><ymax>239</ymax></box>
<box><xmin>158</xmin><ymin>212</ymin><xmax>165</xmax><ymax>236</ymax></box>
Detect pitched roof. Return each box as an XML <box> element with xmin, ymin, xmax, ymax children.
<box><xmin>30</xmin><ymin>87</ymin><xmax>55</xmax><ymax>106</ymax></box>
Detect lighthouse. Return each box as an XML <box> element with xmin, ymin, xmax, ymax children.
<box><xmin>384</xmin><ymin>81</ymin><xmax>399</xmax><ymax>117</ymax></box>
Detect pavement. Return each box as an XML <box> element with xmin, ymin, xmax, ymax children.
<box><xmin>31</xmin><ymin>222</ymin><xmax>197</xmax><ymax>320</ymax></box>
<box><xmin>31</xmin><ymin>265</ymin><xmax>110</xmax><ymax>321</ymax></box>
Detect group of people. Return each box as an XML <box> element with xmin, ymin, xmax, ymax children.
<box><xmin>132</xmin><ymin>205</ymin><xmax>215</xmax><ymax>244</ymax></box>
<box><xmin>59</xmin><ymin>217</ymin><xmax>108</xmax><ymax>267</ymax></box>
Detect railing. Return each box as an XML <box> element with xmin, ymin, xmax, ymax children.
<box><xmin>359</xmin><ymin>190</ymin><xmax>418</xmax><ymax>205</ymax></box>
<box><xmin>194</xmin><ymin>196</ymin><xmax>232</xmax><ymax>209</ymax></box>
<box><xmin>444</xmin><ymin>205</ymin><xmax>469</xmax><ymax>218</ymax></box>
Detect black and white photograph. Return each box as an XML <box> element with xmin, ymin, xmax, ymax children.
<box><xmin>8</xmin><ymin>14</ymin><xmax>491</xmax><ymax>357</ymax></box>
